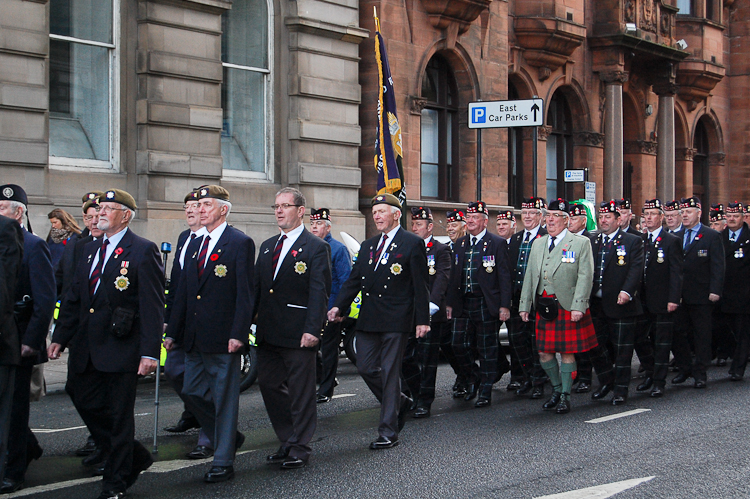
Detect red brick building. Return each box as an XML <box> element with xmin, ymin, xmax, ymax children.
<box><xmin>358</xmin><ymin>0</ymin><xmax>749</xmax><ymax>234</ymax></box>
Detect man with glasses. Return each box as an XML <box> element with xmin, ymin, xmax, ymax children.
<box><xmin>664</xmin><ymin>200</ymin><xmax>683</xmax><ymax>233</ymax></box>
<box><xmin>254</xmin><ymin>188</ymin><xmax>331</xmax><ymax>469</ymax></box>
<box><xmin>721</xmin><ymin>202</ymin><xmax>750</xmax><ymax>380</ymax></box>
<box><xmin>446</xmin><ymin>201</ymin><xmax>512</xmax><ymax>408</ymax></box>
<box><xmin>50</xmin><ymin>189</ymin><xmax>164</xmax><ymax>499</ymax></box>
<box><xmin>164</xmin><ymin>185</ymin><xmax>254</xmax><ymax>483</ymax></box>
<box><xmin>162</xmin><ymin>189</ymin><xmax>214</xmax><ymax>460</ymax></box>
<box><xmin>508</xmin><ymin>198</ymin><xmax>548</xmax><ymax>399</ymax></box>
<box><xmin>671</xmin><ymin>197</ymin><xmax>725</xmax><ymax>389</ymax></box>
<box><xmin>445</xmin><ymin>209</ymin><xmax>468</xmax><ymax>397</ymax></box>
<box><xmin>519</xmin><ymin>199</ymin><xmax>598</xmax><ymax>414</ymax></box>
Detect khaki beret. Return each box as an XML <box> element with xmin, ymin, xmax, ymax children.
<box><xmin>101</xmin><ymin>189</ymin><xmax>137</xmax><ymax>210</ymax></box>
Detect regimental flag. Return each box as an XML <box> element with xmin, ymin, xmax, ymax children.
<box><xmin>373</xmin><ymin>12</ymin><xmax>405</xmax><ymax>208</ymax></box>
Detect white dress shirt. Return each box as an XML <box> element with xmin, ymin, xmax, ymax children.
<box><xmin>374</xmin><ymin>225</ymin><xmax>401</xmax><ymax>270</ymax></box>
<box><xmin>274</xmin><ymin>222</ymin><xmax>305</xmax><ymax>279</ymax></box>
<box><xmin>89</xmin><ymin>227</ymin><xmax>129</xmax><ymax>294</ymax></box>
<box><xmin>179</xmin><ymin>227</ymin><xmax>207</xmax><ymax>269</ymax></box>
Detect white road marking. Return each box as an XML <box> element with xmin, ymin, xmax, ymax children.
<box><xmin>585</xmin><ymin>409</ymin><xmax>651</xmax><ymax>424</ymax></box>
<box><xmin>534</xmin><ymin>476</ymin><xmax>655</xmax><ymax>499</ymax></box>
<box><xmin>331</xmin><ymin>394</ymin><xmax>356</xmax><ymax>399</ymax></box>
<box><xmin>31</xmin><ymin>425</ymin><xmax>87</xmax><ymax>434</ymax></box>
<box><xmin>5</xmin><ymin>477</ymin><xmax>100</xmax><ymax>497</ymax></box>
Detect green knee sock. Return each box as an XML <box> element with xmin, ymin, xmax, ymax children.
<box><xmin>560</xmin><ymin>361</ymin><xmax>577</xmax><ymax>397</ymax></box>
<box><xmin>541</xmin><ymin>358</ymin><xmax>562</xmax><ymax>393</ymax></box>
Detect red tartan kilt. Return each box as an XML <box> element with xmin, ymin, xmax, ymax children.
<box><xmin>535</xmin><ymin>295</ymin><xmax>598</xmax><ymax>354</ymax></box>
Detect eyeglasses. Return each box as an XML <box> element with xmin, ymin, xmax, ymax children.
<box><xmin>546</xmin><ymin>213</ymin><xmax>567</xmax><ymax>219</ymax></box>
<box><xmin>272</xmin><ymin>204</ymin><xmax>301</xmax><ymax>211</ymax></box>
<box><xmin>183</xmin><ymin>204</ymin><xmax>199</xmax><ymax>211</ymax></box>
<box><xmin>83</xmin><ymin>215</ymin><xmax>98</xmax><ymax>222</ymax></box>
<box><xmin>98</xmin><ymin>206</ymin><xmax>126</xmax><ymax>214</ymax></box>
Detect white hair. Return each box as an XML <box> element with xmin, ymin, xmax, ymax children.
<box><xmin>9</xmin><ymin>201</ymin><xmax>26</xmax><ymax>219</ymax></box>
<box><xmin>217</xmin><ymin>199</ymin><xmax>232</xmax><ymax>217</ymax></box>
<box><xmin>115</xmin><ymin>202</ymin><xmax>135</xmax><ymax>222</ymax></box>
<box><xmin>390</xmin><ymin>205</ymin><xmax>402</xmax><ymax>221</ymax></box>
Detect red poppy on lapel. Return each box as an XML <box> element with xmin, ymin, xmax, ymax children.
<box><xmin>695</xmin><ymin>234</ymin><xmax>703</xmax><ymax>240</ymax></box>
<box><xmin>427</xmin><ymin>242</ymin><xmax>433</xmax><ymax>248</ymax></box>
<box><xmin>210</xmin><ymin>254</ymin><xmax>219</xmax><ymax>261</ymax></box>
<box><xmin>292</xmin><ymin>250</ymin><xmax>298</xmax><ymax>257</ymax></box>
<box><xmin>114</xmin><ymin>247</ymin><xmax>123</xmax><ymax>255</ymax></box>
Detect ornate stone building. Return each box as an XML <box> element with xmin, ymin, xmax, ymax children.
<box><xmin>1</xmin><ymin>0</ymin><xmax>748</xmax><ymax>242</ymax></box>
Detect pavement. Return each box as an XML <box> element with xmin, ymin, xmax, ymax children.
<box><xmin>19</xmin><ymin>355</ymin><xmax>750</xmax><ymax>499</ymax></box>
<box><xmin>43</xmin><ymin>351</ymin><xmax>69</xmax><ymax>395</ymax></box>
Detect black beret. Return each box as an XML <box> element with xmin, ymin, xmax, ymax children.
<box><xmin>496</xmin><ymin>210</ymin><xmax>514</xmax><ymax>221</ymax></box>
<box><xmin>467</xmin><ymin>201</ymin><xmax>487</xmax><ymax>215</ymax></box>
<box><xmin>521</xmin><ymin>197</ymin><xmax>546</xmax><ymax>210</ymax></box>
<box><xmin>599</xmin><ymin>200</ymin><xmax>619</xmax><ymax>215</ymax></box>
<box><xmin>680</xmin><ymin>196</ymin><xmax>701</xmax><ymax>209</ymax></box>
<box><xmin>616</xmin><ymin>198</ymin><xmax>632</xmax><ymax>210</ymax></box>
<box><xmin>568</xmin><ymin>203</ymin><xmax>587</xmax><ymax>217</ymax></box>
<box><xmin>446</xmin><ymin>209</ymin><xmax>465</xmax><ymax>222</ymax></box>
<box><xmin>664</xmin><ymin>200</ymin><xmax>681</xmax><ymax>212</ymax></box>
<box><xmin>727</xmin><ymin>201</ymin><xmax>744</xmax><ymax>214</ymax></box>
<box><xmin>0</xmin><ymin>184</ymin><xmax>27</xmax><ymax>206</ymax></box>
<box><xmin>310</xmin><ymin>208</ymin><xmax>331</xmax><ymax>221</ymax></box>
<box><xmin>548</xmin><ymin>198</ymin><xmax>569</xmax><ymax>213</ymax></box>
<box><xmin>643</xmin><ymin>199</ymin><xmax>663</xmax><ymax>211</ymax></box>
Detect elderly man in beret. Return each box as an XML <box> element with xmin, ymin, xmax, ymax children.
<box><xmin>446</xmin><ymin>201</ymin><xmax>512</xmax><ymax>408</ymax></box>
<box><xmin>164</xmin><ymin>185</ymin><xmax>255</xmax><ymax>482</ymax></box>
<box><xmin>723</xmin><ymin>202</ymin><xmax>750</xmax><ymax>380</ymax></box>
<box><xmin>50</xmin><ymin>189</ymin><xmax>164</xmax><ymax>499</ymax></box>
<box><xmin>329</xmin><ymin>193</ymin><xmax>430</xmax><ymax>449</ymax></box>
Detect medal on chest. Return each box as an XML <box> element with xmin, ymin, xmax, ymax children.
<box><xmin>616</xmin><ymin>245</ymin><xmax>627</xmax><ymax>266</ymax></box>
<box><xmin>735</xmin><ymin>248</ymin><xmax>744</xmax><ymax>259</ymax></box>
<box><xmin>427</xmin><ymin>254</ymin><xmax>436</xmax><ymax>275</ymax></box>
<box><xmin>561</xmin><ymin>249</ymin><xmax>576</xmax><ymax>263</ymax></box>
<box><xmin>483</xmin><ymin>255</ymin><xmax>495</xmax><ymax>273</ymax></box>
<box><xmin>656</xmin><ymin>248</ymin><xmax>665</xmax><ymax>263</ymax></box>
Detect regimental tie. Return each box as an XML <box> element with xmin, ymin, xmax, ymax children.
<box><xmin>197</xmin><ymin>235</ymin><xmax>211</xmax><ymax>278</ymax></box>
<box><xmin>272</xmin><ymin>234</ymin><xmax>287</xmax><ymax>274</ymax></box>
<box><xmin>730</xmin><ymin>231</ymin><xmax>737</xmax><ymax>243</ymax></box>
<box><xmin>683</xmin><ymin>228</ymin><xmax>693</xmax><ymax>250</ymax></box>
<box><xmin>373</xmin><ymin>234</ymin><xmax>388</xmax><ymax>265</ymax></box>
<box><xmin>89</xmin><ymin>239</ymin><xmax>109</xmax><ymax>296</ymax></box>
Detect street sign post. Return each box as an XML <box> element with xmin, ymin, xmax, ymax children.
<box><xmin>564</xmin><ymin>170</ymin><xmax>586</xmax><ymax>183</ymax></box>
<box><xmin>468</xmin><ymin>99</ymin><xmax>544</xmax><ymax>129</ymax></box>
<box><xmin>468</xmin><ymin>98</ymin><xmax>545</xmax><ymax>197</ymax></box>
<box><xmin>585</xmin><ymin>181</ymin><xmax>597</xmax><ymax>205</ymax></box>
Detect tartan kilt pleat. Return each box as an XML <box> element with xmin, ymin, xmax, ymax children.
<box><xmin>535</xmin><ymin>295</ymin><xmax>598</xmax><ymax>354</ymax></box>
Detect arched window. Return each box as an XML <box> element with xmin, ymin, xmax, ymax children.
<box><xmin>420</xmin><ymin>56</ymin><xmax>458</xmax><ymax>200</ymax></box>
<box><xmin>545</xmin><ymin>91</ymin><xmax>574</xmax><ymax>201</ymax></box>
<box><xmin>693</xmin><ymin>118</ymin><xmax>710</xmax><ymax>219</ymax></box>
<box><xmin>221</xmin><ymin>0</ymin><xmax>272</xmax><ymax>179</ymax></box>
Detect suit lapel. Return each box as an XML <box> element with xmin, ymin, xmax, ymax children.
<box><xmin>683</xmin><ymin>225</ymin><xmax>702</xmax><ymax>255</ymax></box>
<box><xmin>97</xmin><ymin>230</ymin><xmax>133</xmax><ymax>298</ymax></box>
<box><xmin>547</xmin><ymin>233</ymin><xmax>572</xmax><ymax>277</ymax></box>
<box><xmin>275</xmin><ymin>229</ymin><xmax>309</xmax><ymax>281</ymax></box>
<box><xmin>199</xmin><ymin>227</ymin><xmax>231</xmax><ymax>289</ymax></box>
<box><xmin>372</xmin><ymin>229</ymin><xmax>404</xmax><ymax>280</ymax></box>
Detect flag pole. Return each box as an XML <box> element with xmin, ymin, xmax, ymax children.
<box><xmin>374</xmin><ymin>6</ymin><xmax>379</xmax><ymax>31</ymax></box>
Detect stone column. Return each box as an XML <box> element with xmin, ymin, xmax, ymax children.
<box><xmin>600</xmin><ymin>71</ymin><xmax>628</xmax><ymax>200</ymax></box>
<box><xmin>654</xmin><ymin>82</ymin><xmax>678</xmax><ymax>201</ymax></box>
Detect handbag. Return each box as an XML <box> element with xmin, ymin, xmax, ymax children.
<box><xmin>111</xmin><ymin>307</ymin><xmax>137</xmax><ymax>338</ymax></box>
<box><xmin>536</xmin><ymin>296</ymin><xmax>559</xmax><ymax>321</ymax></box>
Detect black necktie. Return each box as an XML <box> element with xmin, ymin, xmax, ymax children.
<box><xmin>524</xmin><ymin>231</ymin><xmax>531</xmax><ymax>243</ymax></box>
<box><xmin>649</xmin><ymin>233</ymin><xmax>654</xmax><ymax>245</ymax></box>
<box><xmin>730</xmin><ymin>232</ymin><xmax>737</xmax><ymax>242</ymax></box>
<box><xmin>549</xmin><ymin>237</ymin><xmax>556</xmax><ymax>251</ymax></box>
<box><xmin>471</xmin><ymin>236</ymin><xmax>478</xmax><ymax>247</ymax></box>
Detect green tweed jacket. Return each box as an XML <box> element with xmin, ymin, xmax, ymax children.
<box><xmin>518</xmin><ymin>230</ymin><xmax>594</xmax><ymax>314</ymax></box>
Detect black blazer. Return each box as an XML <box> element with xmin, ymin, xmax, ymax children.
<box><xmin>590</xmin><ymin>229</ymin><xmax>644</xmax><ymax>319</ymax></box>
<box><xmin>254</xmin><ymin>229</ymin><xmax>331</xmax><ymax>349</ymax></box>
<box><xmin>642</xmin><ymin>230</ymin><xmax>683</xmax><ymax>314</ymax></box>
<box><xmin>721</xmin><ymin>224</ymin><xmax>750</xmax><ymax>314</ymax></box>
<box><xmin>0</xmin><ymin>216</ymin><xmax>22</xmax><ymax>367</ymax></box>
<box><xmin>508</xmin><ymin>226</ymin><xmax>547</xmax><ymax>299</ymax></box>
<box><xmin>166</xmin><ymin>225</ymin><xmax>255</xmax><ymax>353</ymax></box>
<box><xmin>446</xmin><ymin>231</ymin><xmax>512</xmax><ymax>319</ymax></box>
<box><xmin>54</xmin><ymin>229</ymin><xmax>165</xmax><ymax>373</ymax></box>
<box><xmin>54</xmin><ymin>232</ymin><xmax>80</xmax><ymax>298</ymax></box>
<box><xmin>426</xmin><ymin>237</ymin><xmax>451</xmax><ymax>323</ymax></box>
<box><xmin>335</xmin><ymin>227</ymin><xmax>430</xmax><ymax>333</ymax></box>
<box><xmin>164</xmin><ymin>229</ymin><xmax>191</xmax><ymax>324</ymax></box>
<box><xmin>15</xmin><ymin>229</ymin><xmax>56</xmax><ymax>365</ymax></box>
<box><xmin>676</xmin><ymin>224</ymin><xmax>725</xmax><ymax>305</ymax></box>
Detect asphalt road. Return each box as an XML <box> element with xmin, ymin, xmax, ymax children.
<box><xmin>16</xmin><ymin>358</ymin><xmax>750</xmax><ymax>499</ymax></box>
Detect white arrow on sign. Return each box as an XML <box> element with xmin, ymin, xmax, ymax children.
<box><xmin>468</xmin><ymin>98</ymin><xmax>544</xmax><ymax>129</ymax></box>
<box><xmin>533</xmin><ymin>476</ymin><xmax>655</xmax><ymax>499</ymax></box>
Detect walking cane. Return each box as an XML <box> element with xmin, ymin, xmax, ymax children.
<box><xmin>153</xmin><ymin>242</ymin><xmax>172</xmax><ymax>454</ymax></box>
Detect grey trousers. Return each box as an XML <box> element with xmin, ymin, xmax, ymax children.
<box><xmin>183</xmin><ymin>351</ymin><xmax>240</xmax><ymax>467</ymax></box>
<box><xmin>356</xmin><ymin>331</ymin><xmax>408</xmax><ymax>440</ymax></box>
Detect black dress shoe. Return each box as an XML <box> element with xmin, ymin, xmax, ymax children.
<box><xmin>650</xmin><ymin>386</ymin><xmax>664</xmax><ymax>398</ymax></box>
<box><xmin>280</xmin><ymin>457</ymin><xmax>307</xmax><ymax>470</ymax></box>
<box><xmin>204</xmin><ymin>465</ymin><xmax>234</xmax><ymax>483</ymax></box>
<box><xmin>474</xmin><ymin>397</ymin><xmax>491</xmax><ymax>408</ymax></box>
<box><xmin>0</xmin><ymin>478</ymin><xmax>24</xmax><ymax>494</ymax></box>
<box><xmin>574</xmin><ymin>382</ymin><xmax>591</xmax><ymax>393</ymax></box>
<box><xmin>266</xmin><ymin>447</ymin><xmax>290</xmax><ymax>464</ymax></box>
<box><xmin>187</xmin><ymin>445</ymin><xmax>214</xmax><ymax>460</ymax></box>
<box><xmin>506</xmin><ymin>380</ymin><xmax>522</xmax><ymax>391</ymax></box>
<box><xmin>556</xmin><ymin>396</ymin><xmax>571</xmax><ymax>414</ymax></box>
<box><xmin>592</xmin><ymin>383</ymin><xmax>613</xmax><ymax>400</ymax></box>
<box><xmin>125</xmin><ymin>453</ymin><xmax>153</xmax><ymax>488</ymax></box>
<box><xmin>542</xmin><ymin>392</ymin><xmax>561</xmax><ymax>410</ymax></box>
<box><xmin>398</xmin><ymin>396</ymin><xmax>412</xmax><ymax>432</ymax></box>
<box><xmin>464</xmin><ymin>384</ymin><xmax>478</xmax><ymax>401</ymax></box>
<box><xmin>369</xmin><ymin>436</ymin><xmax>399</xmax><ymax>450</ymax></box>
<box><xmin>730</xmin><ymin>373</ymin><xmax>743</xmax><ymax>381</ymax></box>
<box><xmin>96</xmin><ymin>490</ymin><xmax>124</xmax><ymax>499</ymax></box>
<box><xmin>413</xmin><ymin>406</ymin><xmax>430</xmax><ymax>418</ymax></box>
<box><xmin>694</xmin><ymin>379</ymin><xmax>707</xmax><ymax>389</ymax></box>
<box><xmin>672</xmin><ymin>373</ymin><xmax>689</xmax><ymax>384</ymax></box>
<box><xmin>82</xmin><ymin>447</ymin><xmax>107</xmax><ymax>467</ymax></box>
<box><xmin>530</xmin><ymin>385</ymin><xmax>544</xmax><ymax>399</ymax></box>
<box><xmin>612</xmin><ymin>395</ymin><xmax>627</xmax><ymax>406</ymax></box>
<box><xmin>452</xmin><ymin>387</ymin><xmax>467</xmax><ymax>398</ymax></box>
<box><xmin>515</xmin><ymin>381</ymin><xmax>532</xmax><ymax>395</ymax></box>
<box><xmin>164</xmin><ymin>418</ymin><xmax>200</xmax><ymax>433</ymax></box>
<box><xmin>316</xmin><ymin>394</ymin><xmax>331</xmax><ymax>404</ymax></box>
<box><xmin>636</xmin><ymin>377</ymin><xmax>653</xmax><ymax>392</ymax></box>
<box><xmin>75</xmin><ymin>436</ymin><xmax>97</xmax><ymax>456</ymax></box>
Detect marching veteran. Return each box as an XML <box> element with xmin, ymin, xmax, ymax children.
<box><xmin>50</xmin><ymin>189</ymin><xmax>163</xmax><ymax>499</ymax></box>
<box><xmin>519</xmin><ymin>198</ymin><xmax>598</xmax><ymax>414</ymax></box>
<box><xmin>255</xmin><ymin>188</ymin><xmax>331</xmax><ymax>469</ymax></box>
<box><xmin>164</xmin><ymin>185</ymin><xmax>255</xmax><ymax>483</ymax></box>
<box><xmin>328</xmin><ymin>193</ymin><xmax>430</xmax><ymax>450</ymax></box>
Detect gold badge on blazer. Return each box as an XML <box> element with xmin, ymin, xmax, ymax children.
<box><xmin>214</xmin><ymin>264</ymin><xmax>228</xmax><ymax>278</ymax></box>
<box><xmin>390</xmin><ymin>263</ymin><xmax>403</xmax><ymax>275</ymax></box>
<box><xmin>295</xmin><ymin>261</ymin><xmax>308</xmax><ymax>275</ymax></box>
<box><xmin>114</xmin><ymin>276</ymin><xmax>130</xmax><ymax>291</ymax></box>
